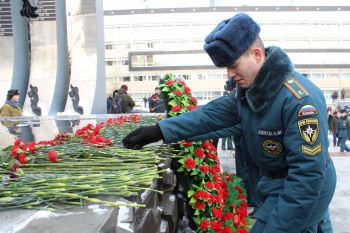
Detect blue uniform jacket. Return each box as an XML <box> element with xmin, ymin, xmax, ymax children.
<box><xmin>158</xmin><ymin>46</ymin><xmax>336</xmax><ymax>232</ymax></box>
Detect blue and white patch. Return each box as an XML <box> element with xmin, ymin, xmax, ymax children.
<box><xmin>298</xmin><ymin>105</ymin><xmax>318</xmax><ymax>117</ymax></box>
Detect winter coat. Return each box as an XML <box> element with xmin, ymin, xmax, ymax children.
<box><xmin>337</xmin><ymin>116</ymin><xmax>350</xmax><ymax>138</ymax></box>
<box><xmin>118</xmin><ymin>88</ymin><xmax>135</xmax><ymax>113</ymax></box>
<box><xmin>149</xmin><ymin>93</ymin><xmax>164</xmax><ymax>113</ymax></box>
<box><xmin>158</xmin><ymin>46</ymin><xmax>336</xmax><ymax>232</ymax></box>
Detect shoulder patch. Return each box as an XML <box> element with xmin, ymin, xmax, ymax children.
<box><xmin>298</xmin><ymin>105</ymin><xmax>318</xmax><ymax>117</ymax></box>
<box><xmin>298</xmin><ymin>118</ymin><xmax>319</xmax><ymax>145</ymax></box>
<box><xmin>301</xmin><ymin>143</ymin><xmax>322</xmax><ymax>156</ymax></box>
<box><xmin>284</xmin><ymin>77</ymin><xmax>309</xmax><ymax>100</ymax></box>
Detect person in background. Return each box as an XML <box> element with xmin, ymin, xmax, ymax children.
<box><xmin>109</xmin><ymin>85</ymin><xmax>135</xmax><ymax>114</ymax></box>
<box><xmin>331</xmin><ymin>91</ymin><xmax>338</xmax><ymax>103</ymax></box>
<box><xmin>337</xmin><ymin>109</ymin><xmax>350</xmax><ymax>152</ymax></box>
<box><xmin>341</xmin><ymin>88</ymin><xmax>346</xmax><ymax>100</ymax></box>
<box><xmin>143</xmin><ymin>96</ymin><xmax>148</xmax><ymax>108</ymax></box>
<box><xmin>330</xmin><ymin>110</ymin><xmax>339</xmax><ymax>147</ymax></box>
<box><xmin>149</xmin><ymin>87</ymin><xmax>164</xmax><ymax>113</ymax></box>
<box><xmin>107</xmin><ymin>94</ymin><xmax>113</xmax><ymax>113</ymax></box>
<box><xmin>0</xmin><ymin>89</ymin><xmax>22</xmax><ymax>134</ymax></box>
<box><xmin>0</xmin><ymin>89</ymin><xmax>22</xmax><ymax>117</ymax></box>
<box><xmin>123</xmin><ymin>13</ymin><xmax>336</xmax><ymax>232</ymax></box>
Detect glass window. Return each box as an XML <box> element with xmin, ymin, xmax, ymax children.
<box><xmin>106</xmin><ymin>61</ymin><xmax>114</xmax><ymax>66</ymax></box>
<box><xmin>341</xmin><ymin>73</ymin><xmax>350</xmax><ymax>79</ymax></box>
<box><xmin>301</xmin><ymin>73</ymin><xmax>311</xmax><ymax>79</ymax></box>
<box><xmin>149</xmin><ymin>75</ymin><xmax>160</xmax><ymax>81</ymax></box>
<box><xmin>122</xmin><ymin>76</ymin><xmax>130</xmax><ymax>82</ymax></box>
<box><xmin>133</xmin><ymin>76</ymin><xmax>146</xmax><ymax>82</ymax></box>
<box><xmin>312</xmin><ymin>73</ymin><xmax>324</xmax><ymax>79</ymax></box>
<box><xmin>208</xmin><ymin>73</ymin><xmax>223</xmax><ymax>80</ymax></box>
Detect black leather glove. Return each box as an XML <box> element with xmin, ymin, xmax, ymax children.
<box><xmin>122</xmin><ymin>124</ymin><xmax>164</xmax><ymax>149</ymax></box>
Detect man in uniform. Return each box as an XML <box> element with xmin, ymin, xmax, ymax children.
<box><xmin>123</xmin><ymin>13</ymin><xmax>336</xmax><ymax>232</ymax></box>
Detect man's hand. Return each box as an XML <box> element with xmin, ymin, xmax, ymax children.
<box><xmin>122</xmin><ymin>125</ymin><xmax>164</xmax><ymax>149</ymax></box>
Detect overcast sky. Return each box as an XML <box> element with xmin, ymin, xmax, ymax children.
<box><xmin>104</xmin><ymin>0</ymin><xmax>350</xmax><ymax>10</ymax></box>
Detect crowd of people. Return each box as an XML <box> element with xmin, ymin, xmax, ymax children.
<box><xmin>107</xmin><ymin>85</ymin><xmax>164</xmax><ymax>114</ymax></box>
<box><xmin>328</xmin><ymin>106</ymin><xmax>350</xmax><ymax>152</ymax></box>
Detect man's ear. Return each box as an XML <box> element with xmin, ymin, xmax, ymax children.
<box><xmin>251</xmin><ymin>47</ymin><xmax>264</xmax><ymax>64</ymax></box>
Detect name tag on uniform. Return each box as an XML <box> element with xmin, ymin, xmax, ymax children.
<box><xmin>258</xmin><ymin>129</ymin><xmax>284</xmax><ymax>136</ymax></box>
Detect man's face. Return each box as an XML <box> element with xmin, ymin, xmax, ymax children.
<box><xmin>155</xmin><ymin>89</ymin><xmax>160</xmax><ymax>95</ymax></box>
<box><xmin>227</xmin><ymin>49</ymin><xmax>263</xmax><ymax>89</ymax></box>
<box><xmin>12</xmin><ymin>95</ymin><xmax>20</xmax><ymax>102</ymax></box>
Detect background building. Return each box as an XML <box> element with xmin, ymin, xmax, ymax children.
<box><xmin>1</xmin><ymin>0</ymin><xmax>350</xmax><ymax>114</ymax></box>
<box><xmin>103</xmin><ymin>2</ymin><xmax>350</xmax><ymax>106</ymax></box>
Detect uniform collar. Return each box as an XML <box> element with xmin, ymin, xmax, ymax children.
<box><xmin>237</xmin><ymin>46</ymin><xmax>294</xmax><ymax>115</ymax></box>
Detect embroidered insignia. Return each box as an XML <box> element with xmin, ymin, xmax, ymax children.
<box><xmin>262</xmin><ymin>140</ymin><xmax>283</xmax><ymax>156</ymax></box>
<box><xmin>301</xmin><ymin>143</ymin><xmax>322</xmax><ymax>156</ymax></box>
<box><xmin>258</xmin><ymin>129</ymin><xmax>283</xmax><ymax>136</ymax></box>
<box><xmin>298</xmin><ymin>118</ymin><xmax>319</xmax><ymax>145</ymax></box>
<box><xmin>298</xmin><ymin>105</ymin><xmax>318</xmax><ymax>117</ymax></box>
<box><xmin>284</xmin><ymin>77</ymin><xmax>309</xmax><ymax>99</ymax></box>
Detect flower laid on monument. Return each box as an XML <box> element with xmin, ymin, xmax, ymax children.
<box><xmin>160</xmin><ymin>73</ymin><xmax>251</xmax><ymax>232</ymax></box>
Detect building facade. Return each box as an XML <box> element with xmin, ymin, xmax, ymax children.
<box><xmin>104</xmin><ymin>6</ymin><xmax>350</xmax><ymax>106</ymax></box>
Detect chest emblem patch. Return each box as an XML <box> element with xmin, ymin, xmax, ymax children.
<box><xmin>298</xmin><ymin>105</ymin><xmax>318</xmax><ymax>117</ymax></box>
<box><xmin>262</xmin><ymin>140</ymin><xmax>283</xmax><ymax>156</ymax></box>
<box><xmin>298</xmin><ymin>118</ymin><xmax>319</xmax><ymax>145</ymax></box>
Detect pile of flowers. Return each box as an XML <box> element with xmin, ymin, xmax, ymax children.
<box><xmin>160</xmin><ymin>74</ymin><xmax>251</xmax><ymax>232</ymax></box>
<box><xmin>0</xmin><ymin>115</ymin><xmax>172</xmax><ymax>210</ymax></box>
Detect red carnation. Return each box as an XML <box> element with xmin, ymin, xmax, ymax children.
<box><xmin>235</xmin><ymin>186</ymin><xmax>243</xmax><ymax>193</ymax></box>
<box><xmin>234</xmin><ymin>215</ymin><xmax>240</xmax><ymax>225</ymax></box>
<box><xmin>238</xmin><ymin>205</ymin><xmax>248</xmax><ymax>218</ymax></box>
<box><xmin>18</xmin><ymin>153</ymin><xmax>27</xmax><ymax>164</ymax></box>
<box><xmin>200</xmin><ymin>165</ymin><xmax>209</xmax><ymax>173</ymax></box>
<box><xmin>173</xmin><ymin>90</ymin><xmax>183</xmax><ymax>97</ymax></box>
<box><xmin>212</xmin><ymin>207</ymin><xmax>222</xmax><ymax>218</ymax></box>
<box><xmin>178</xmin><ymin>80</ymin><xmax>186</xmax><ymax>86</ymax></box>
<box><xmin>222</xmin><ymin>212</ymin><xmax>235</xmax><ymax>221</ymax></box>
<box><xmin>202</xmin><ymin>141</ymin><xmax>212</xmax><ymax>150</ymax></box>
<box><xmin>208</xmin><ymin>194</ymin><xmax>216</xmax><ymax>204</ymax></box>
<box><xmin>194</xmin><ymin>201</ymin><xmax>205</xmax><ymax>210</ymax></box>
<box><xmin>195</xmin><ymin>148</ymin><xmax>205</xmax><ymax>158</ymax></box>
<box><xmin>237</xmin><ymin>194</ymin><xmax>246</xmax><ymax>200</ymax></box>
<box><xmin>237</xmin><ymin>229</ymin><xmax>248</xmax><ymax>233</ymax></box>
<box><xmin>210</xmin><ymin>220</ymin><xmax>222</xmax><ymax>232</ymax></box>
<box><xmin>190</xmin><ymin>96</ymin><xmax>198</xmax><ymax>104</ymax></box>
<box><xmin>184</xmin><ymin>86</ymin><xmax>191</xmax><ymax>94</ymax></box>
<box><xmin>201</xmin><ymin>191</ymin><xmax>211</xmax><ymax>201</ymax></box>
<box><xmin>216</xmin><ymin>194</ymin><xmax>224</xmax><ymax>204</ymax></box>
<box><xmin>187</xmin><ymin>105</ymin><xmax>196</xmax><ymax>111</ymax></box>
<box><xmin>11</xmin><ymin>145</ymin><xmax>19</xmax><ymax>158</ymax></box>
<box><xmin>14</xmin><ymin>138</ymin><xmax>22</xmax><ymax>146</ymax></box>
<box><xmin>222</xmin><ymin>226</ymin><xmax>234</xmax><ymax>233</ymax></box>
<box><xmin>205</xmin><ymin>181</ymin><xmax>215</xmax><ymax>190</ymax></box>
<box><xmin>200</xmin><ymin>219</ymin><xmax>210</xmax><ymax>231</ymax></box>
<box><xmin>214</xmin><ymin>183</ymin><xmax>221</xmax><ymax>191</ymax></box>
<box><xmin>166</xmin><ymin>80</ymin><xmax>174</xmax><ymax>86</ymax></box>
<box><xmin>182</xmin><ymin>141</ymin><xmax>193</xmax><ymax>147</ymax></box>
<box><xmin>48</xmin><ymin>150</ymin><xmax>58</xmax><ymax>163</ymax></box>
<box><xmin>184</xmin><ymin>158</ymin><xmax>196</xmax><ymax>169</ymax></box>
<box><xmin>9</xmin><ymin>164</ymin><xmax>19</xmax><ymax>179</ymax></box>
<box><xmin>171</xmin><ymin>105</ymin><xmax>182</xmax><ymax>112</ymax></box>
